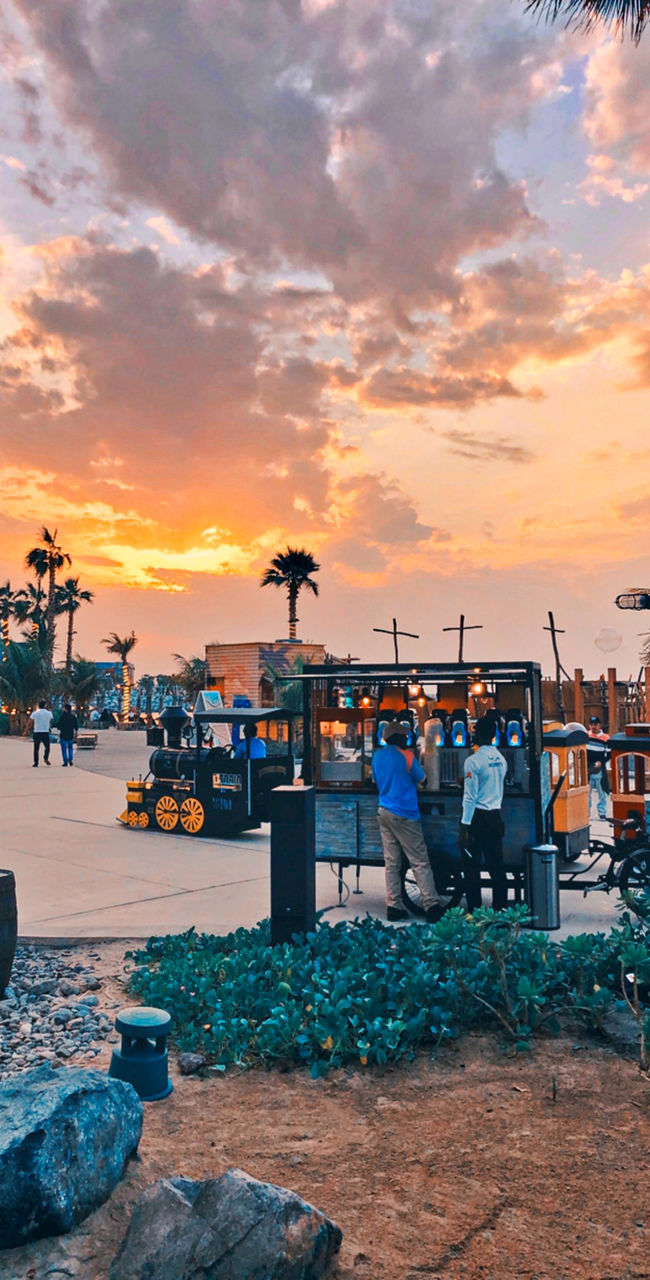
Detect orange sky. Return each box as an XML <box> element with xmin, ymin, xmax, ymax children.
<box><xmin>0</xmin><ymin>2</ymin><xmax>649</xmax><ymax>677</ymax></box>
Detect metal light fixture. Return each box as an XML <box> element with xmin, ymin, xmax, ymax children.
<box><xmin>416</xmin><ymin>685</ymin><xmax>427</xmax><ymax>708</ymax></box>
<box><xmin>360</xmin><ymin>688</ymin><xmax>372</xmax><ymax>708</ymax></box>
<box><xmin>470</xmin><ymin>680</ymin><xmax>486</xmax><ymax>696</ymax></box>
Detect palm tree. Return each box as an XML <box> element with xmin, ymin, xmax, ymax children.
<box><xmin>66</xmin><ymin>657</ymin><xmax>103</xmax><ymax>725</ymax></box>
<box><xmin>15</xmin><ymin>579</ymin><xmax>45</xmax><ymax>638</ymax></box>
<box><xmin>25</xmin><ymin>527</ymin><xmax>71</xmax><ymax>670</ymax></box>
<box><xmin>0</xmin><ymin>639</ymin><xmax>48</xmax><ymax>734</ymax></box>
<box><xmin>102</xmin><ymin>631</ymin><xmax>138</xmax><ymax>721</ymax></box>
<box><xmin>260</xmin><ymin>547</ymin><xmax>320</xmax><ymax>642</ymax></box>
<box><xmin>172</xmin><ymin>654</ymin><xmax>206</xmax><ymax>704</ymax></box>
<box><xmin>0</xmin><ymin>581</ymin><xmax>27</xmax><ymax>649</ymax></box>
<box><xmin>55</xmin><ymin>577</ymin><xmax>94</xmax><ymax>672</ymax></box>
<box><xmin>525</xmin><ymin>1</ymin><xmax>648</xmax><ymax>41</ymax></box>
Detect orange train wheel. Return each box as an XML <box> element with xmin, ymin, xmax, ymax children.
<box><xmin>180</xmin><ymin>796</ymin><xmax>205</xmax><ymax>834</ymax></box>
<box><xmin>138</xmin><ymin>811</ymin><xmax>149</xmax><ymax>829</ymax></box>
<box><xmin>155</xmin><ymin>793</ymin><xmax>179</xmax><ymax>831</ymax></box>
<box><xmin>127</xmin><ymin>810</ymin><xmax>138</xmax><ymax>828</ymax></box>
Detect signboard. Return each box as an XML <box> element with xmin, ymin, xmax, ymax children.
<box><xmin>212</xmin><ymin>773</ymin><xmax>243</xmax><ymax>791</ymax></box>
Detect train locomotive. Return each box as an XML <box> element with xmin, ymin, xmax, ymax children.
<box><xmin>119</xmin><ymin>701</ymin><xmax>298</xmax><ymax>837</ymax></box>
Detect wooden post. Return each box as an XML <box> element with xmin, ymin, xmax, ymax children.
<box><xmin>607</xmin><ymin>667</ymin><xmax>617</xmax><ymax>735</ymax></box>
<box><xmin>645</xmin><ymin>667</ymin><xmax>650</xmax><ymax>723</ymax></box>
<box><xmin>574</xmin><ymin>668</ymin><xmax>584</xmax><ymax>725</ymax></box>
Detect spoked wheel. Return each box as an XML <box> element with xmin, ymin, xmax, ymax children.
<box><xmin>400</xmin><ymin>851</ymin><xmax>464</xmax><ymax>917</ymax></box>
<box><xmin>155</xmin><ymin>793</ymin><xmax>179</xmax><ymax>832</ymax></box>
<box><xmin>618</xmin><ymin>848</ymin><xmax>650</xmax><ymax>894</ymax></box>
<box><xmin>180</xmin><ymin>796</ymin><xmax>205</xmax><ymax>835</ymax></box>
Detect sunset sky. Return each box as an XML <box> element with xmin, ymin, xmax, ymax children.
<box><xmin>0</xmin><ymin>0</ymin><xmax>649</xmax><ymax>679</ymax></box>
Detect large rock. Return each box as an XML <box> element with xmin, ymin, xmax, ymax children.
<box><xmin>110</xmin><ymin>1168</ymin><xmax>342</xmax><ymax>1280</ymax></box>
<box><xmin>0</xmin><ymin>1062</ymin><xmax>143</xmax><ymax>1248</ymax></box>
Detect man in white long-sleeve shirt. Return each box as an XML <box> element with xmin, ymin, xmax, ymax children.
<box><xmin>459</xmin><ymin>715</ymin><xmax>508</xmax><ymax>911</ymax></box>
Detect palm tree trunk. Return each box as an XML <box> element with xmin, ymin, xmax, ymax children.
<box><xmin>46</xmin><ymin>562</ymin><xmax>56</xmax><ymax>669</ymax></box>
<box><xmin>288</xmin><ymin>586</ymin><xmax>298</xmax><ymax>641</ymax></box>
<box><xmin>122</xmin><ymin>661</ymin><xmax>131</xmax><ymax>721</ymax></box>
<box><xmin>66</xmin><ymin>610</ymin><xmax>74</xmax><ymax>672</ymax></box>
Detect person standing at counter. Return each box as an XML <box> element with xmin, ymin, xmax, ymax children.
<box><xmin>372</xmin><ymin>721</ymin><xmax>443</xmax><ymax>924</ymax></box>
<box><xmin>459</xmin><ymin>715</ymin><xmax>508</xmax><ymax>912</ymax></box>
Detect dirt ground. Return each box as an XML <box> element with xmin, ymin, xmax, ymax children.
<box><xmin>2</xmin><ymin>942</ymin><xmax>649</xmax><ymax>1280</ymax></box>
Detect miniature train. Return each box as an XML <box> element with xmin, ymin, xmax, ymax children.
<box><xmin>118</xmin><ymin>701</ymin><xmax>298</xmax><ymax>837</ymax></box>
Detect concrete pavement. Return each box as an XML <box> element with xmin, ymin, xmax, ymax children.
<box><xmin>0</xmin><ymin>732</ymin><xmax>624</xmax><ymax>940</ymax></box>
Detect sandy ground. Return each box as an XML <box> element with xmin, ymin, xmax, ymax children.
<box><xmin>2</xmin><ymin>941</ymin><xmax>648</xmax><ymax>1280</ymax></box>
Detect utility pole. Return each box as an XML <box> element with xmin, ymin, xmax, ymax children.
<box><xmin>543</xmin><ymin>611</ymin><xmax>570</xmax><ymax>723</ymax></box>
<box><xmin>373</xmin><ymin>617</ymin><xmax>419</xmax><ymax>664</ymax></box>
<box><xmin>442</xmin><ymin>614</ymin><xmax>483</xmax><ymax>663</ymax></box>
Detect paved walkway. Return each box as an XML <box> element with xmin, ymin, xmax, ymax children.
<box><xmin>0</xmin><ymin>733</ymin><xmax>623</xmax><ymax>940</ymax></box>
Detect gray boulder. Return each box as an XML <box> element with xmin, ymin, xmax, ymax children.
<box><xmin>0</xmin><ymin>1062</ymin><xmax>143</xmax><ymax>1248</ymax></box>
<box><xmin>110</xmin><ymin>1168</ymin><xmax>342</xmax><ymax>1280</ymax></box>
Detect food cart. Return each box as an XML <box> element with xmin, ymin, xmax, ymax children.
<box><xmin>298</xmin><ymin>660</ymin><xmax>550</xmax><ymax>908</ymax></box>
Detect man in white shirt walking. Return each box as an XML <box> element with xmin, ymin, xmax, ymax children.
<box><xmin>30</xmin><ymin>700</ymin><xmax>53</xmax><ymax>767</ymax></box>
<box><xmin>459</xmin><ymin>715</ymin><xmax>508</xmax><ymax>911</ymax></box>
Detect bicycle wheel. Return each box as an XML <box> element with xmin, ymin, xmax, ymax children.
<box><xmin>400</xmin><ymin>850</ymin><xmax>464</xmax><ymax>916</ymax></box>
<box><xmin>618</xmin><ymin>848</ymin><xmax>650</xmax><ymax>894</ymax></box>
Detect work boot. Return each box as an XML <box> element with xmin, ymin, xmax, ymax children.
<box><xmin>386</xmin><ymin>906</ymin><xmax>410</xmax><ymax>922</ymax></box>
<box><xmin>424</xmin><ymin>903</ymin><xmax>444</xmax><ymax>924</ymax></box>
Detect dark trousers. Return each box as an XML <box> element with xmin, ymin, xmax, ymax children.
<box><xmin>33</xmin><ymin>732</ymin><xmax>50</xmax><ymax>765</ymax></box>
<box><xmin>463</xmin><ymin>809</ymin><xmax>507</xmax><ymax>911</ymax></box>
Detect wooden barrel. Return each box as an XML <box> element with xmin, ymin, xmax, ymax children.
<box><xmin>0</xmin><ymin>871</ymin><xmax>17</xmax><ymax>995</ymax></box>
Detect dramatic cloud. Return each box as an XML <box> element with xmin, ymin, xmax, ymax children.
<box><xmin>0</xmin><ymin>3</ymin><xmax>648</xmax><ymax>673</ymax></box>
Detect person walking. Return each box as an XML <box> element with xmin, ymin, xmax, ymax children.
<box><xmin>30</xmin><ymin>700</ymin><xmax>53</xmax><ymax>767</ymax></box>
<box><xmin>372</xmin><ymin>720</ymin><xmax>443</xmax><ymax>923</ymax></box>
<box><xmin>459</xmin><ymin>715</ymin><xmax>508</xmax><ymax>912</ymax></box>
<box><xmin>58</xmin><ymin>703</ymin><xmax>78</xmax><ymax>767</ymax></box>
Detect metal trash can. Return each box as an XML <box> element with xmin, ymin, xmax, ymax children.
<box><xmin>524</xmin><ymin>843</ymin><xmax>560</xmax><ymax>931</ymax></box>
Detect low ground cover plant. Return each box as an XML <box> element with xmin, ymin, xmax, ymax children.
<box><xmin>126</xmin><ymin>895</ymin><xmax>650</xmax><ymax>1076</ymax></box>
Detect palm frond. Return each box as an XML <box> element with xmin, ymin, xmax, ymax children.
<box><xmin>525</xmin><ymin>0</ymin><xmax>649</xmax><ymax>42</ymax></box>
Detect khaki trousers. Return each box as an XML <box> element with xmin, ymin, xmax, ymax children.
<box><xmin>377</xmin><ymin>807</ymin><xmax>440</xmax><ymax>910</ymax></box>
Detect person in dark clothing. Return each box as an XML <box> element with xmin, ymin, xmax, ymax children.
<box><xmin>459</xmin><ymin>715</ymin><xmax>508</xmax><ymax>911</ymax></box>
<box><xmin>58</xmin><ymin>703</ymin><xmax>78</xmax><ymax>767</ymax></box>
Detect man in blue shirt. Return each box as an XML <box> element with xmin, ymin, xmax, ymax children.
<box><xmin>459</xmin><ymin>715</ymin><xmax>508</xmax><ymax>911</ymax></box>
<box><xmin>233</xmin><ymin>723</ymin><xmax>267</xmax><ymax>759</ymax></box>
<box><xmin>372</xmin><ymin>721</ymin><xmax>443</xmax><ymax>923</ymax></box>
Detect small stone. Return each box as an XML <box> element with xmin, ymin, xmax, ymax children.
<box><xmin>18</xmin><ymin>1022</ymin><xmax>32</xmax><ymax>1037</ymax></box>
<box><xmin>84</xmin><ymin>976</ymin><xmax>101</xmax><ymax>991</ymax></box>
<box><xmin>177</xmin><ymin>1052</ymin><xmax>205</xmax><ymax>1076</ymax></box>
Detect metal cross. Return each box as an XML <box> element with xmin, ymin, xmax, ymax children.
<box><xmin>373</xmin><ymin>617</ymin><xmax>419</xmax><ymax>664</ymax></box>
<box><xmin>442</xmin><ymin>614</ymin><xmax>483</xmax><ymax>663</ymax></box>
<box><xmin>543</xmin><ymin>610</ymin><xmax>570</xmax><ymax>722</ymax></box>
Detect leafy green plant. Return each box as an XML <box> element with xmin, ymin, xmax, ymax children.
<box><xmin>125</xmin><ymin>906</ymin><xmax>649</xmax><ymax>1076</ymax></box>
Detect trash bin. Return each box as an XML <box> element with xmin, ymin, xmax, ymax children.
<box><xmin>524</xmin><ymin>843</ymin><xmax>560</xmax><ymax>931</ymax></box>
<box><xmin>146</xmin><ymin>727</ymin><xmax>164</xmax><ymax>746</ymax></box>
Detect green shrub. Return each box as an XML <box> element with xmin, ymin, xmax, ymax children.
<box><xmin>126</xmin><ymin>905</ymin><xmax>648</xmax><ymax>1075</ymax></box>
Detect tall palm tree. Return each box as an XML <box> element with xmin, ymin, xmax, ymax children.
<box><xmin>102</xmin><ymin>631</ymin><xmax>138</xmax><ymax>721</ymax></box>
<box><xmin>25</xmin><ymin>527</ymin><xmax>71</xmax><ymax>670</ymax></box>
<box><xmin>172</xmin><ymin>654</ymin><xmax>206</xmax><ymax>703</ymax></box>
<box><xmin>55</xmin><ymin>577</ymin><xmax>94</xmax><ymax>672</ymax></box>
<box><xmin>0</xmin><ymin>581</ymin><xmax>27</xmax><ymax>649</ymax></box>
<box><xmin>260</xmin><ymin>547</ymin><xmax>320</xmax><ymax>642</ymax></box>
<box><xmin>525</xmin><ymin>0</ymin><xmax>648</xmax><ymax>41</ymax></box>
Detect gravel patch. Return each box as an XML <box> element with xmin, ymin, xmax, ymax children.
<box><xmin>0</xmin><ymin>946</ymin><xmax>120</xmax><ymax>1076</ymax></box>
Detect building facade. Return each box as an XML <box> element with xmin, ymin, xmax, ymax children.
<box><xmin>205</xmin><ymin>641</ymin><xmax>327</xmax><ymax>706</ymax></box>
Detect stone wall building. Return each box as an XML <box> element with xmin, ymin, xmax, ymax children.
<box><xmin>204</xmin><ymin>641</ymin><xmax>327</xmax><ymax>706</ymax></box>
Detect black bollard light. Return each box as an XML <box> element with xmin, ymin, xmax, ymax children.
<box><xmin>270</xmin><ymin>786</ymin><xmax>316</xmax><ymax>946</ymax></box>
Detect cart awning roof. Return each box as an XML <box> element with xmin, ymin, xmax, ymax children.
<box><xmin>193</xmin><ymin>706</ymin><xmax>299</xmax><ymax>724</ymax></box>
<box><xmin>543</xmin><ymin>727</ymin><xmax>589</xmax><ymax>746</ymax></box>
